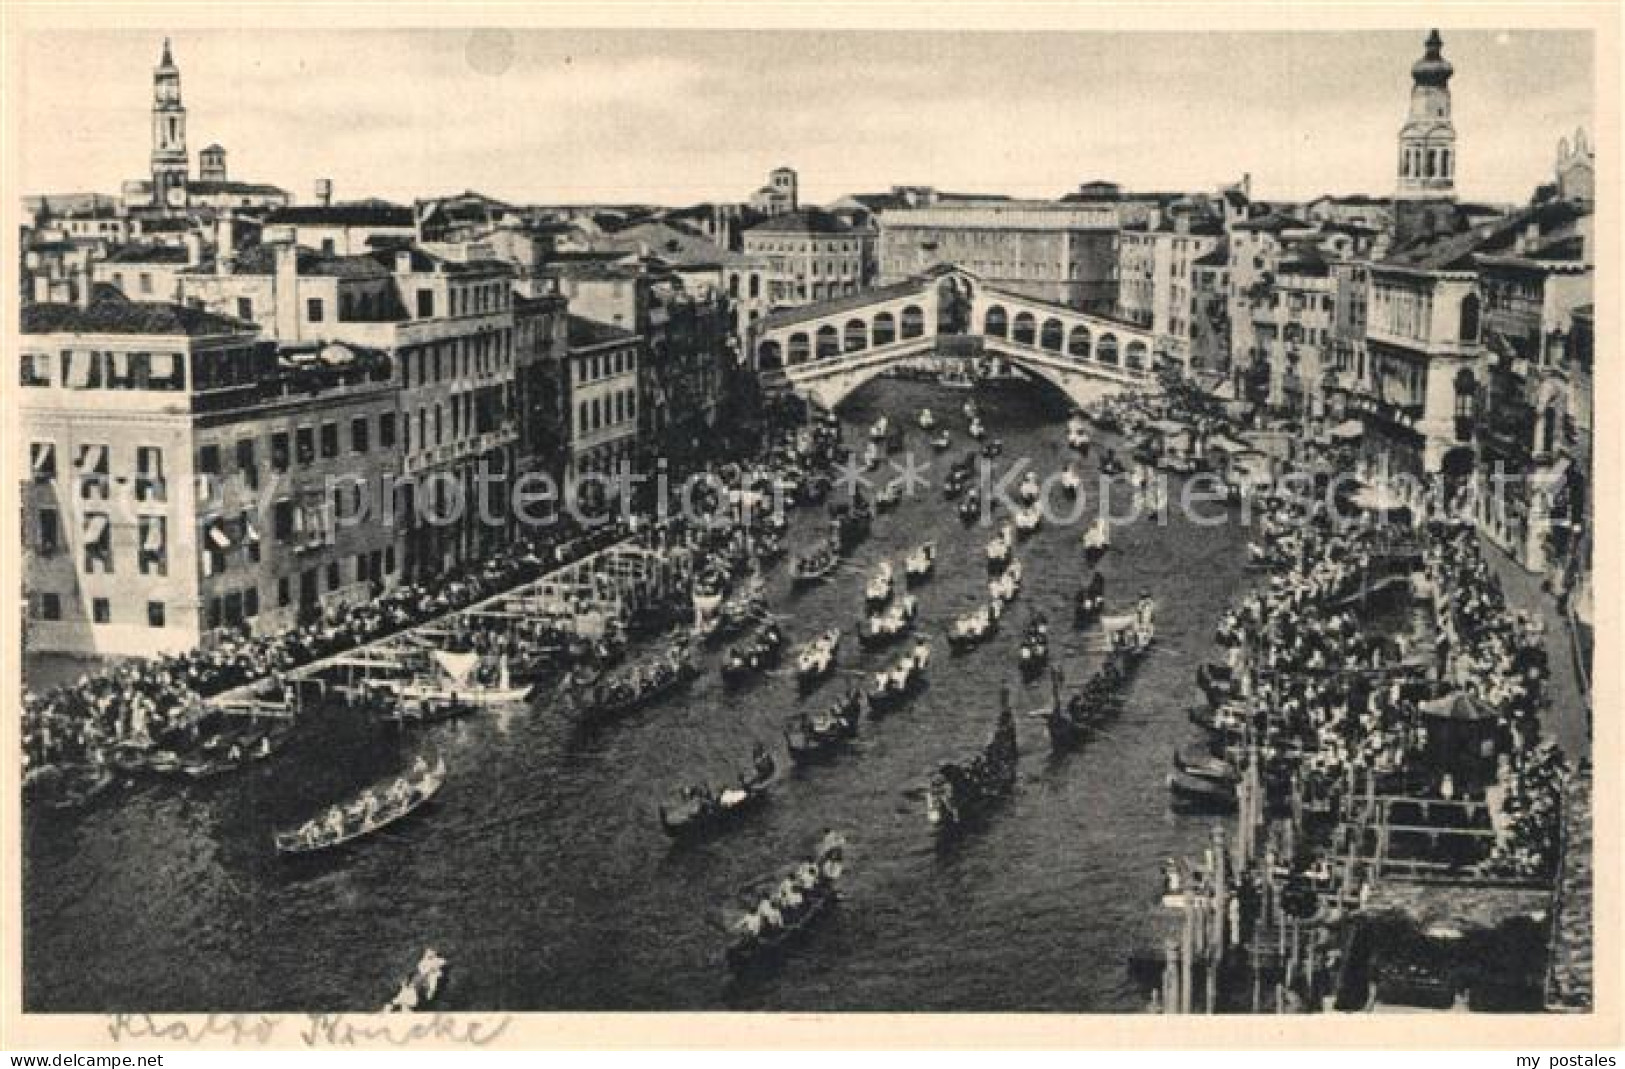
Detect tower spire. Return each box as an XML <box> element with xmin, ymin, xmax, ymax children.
<box><xmin>1395</xmin><ymin>28</ymin><xmax>1457</xmax><ymax>202</ymax></box>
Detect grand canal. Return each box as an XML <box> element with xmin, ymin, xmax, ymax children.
<box><xmin>23</xmin><ymin>376</ymin><xmax>1255</xmax><ymax>1013</ymax></box>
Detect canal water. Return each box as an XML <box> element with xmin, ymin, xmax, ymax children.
<box><xmin>23</xmin><ymin>376</ymin><xmax>1254</xmax><ymax>1013</ymax></box>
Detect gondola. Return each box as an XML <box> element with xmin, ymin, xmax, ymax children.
<box><xmin>982</xmin><ymin>439</ymin><xmax>1003</xmax><ymax>459</ymax></box>
<box><xmin>1195</xmin><ymin>661</ymin><xmax>1236</xmax><ymax>708</ymax></box>
<box><xmin>1073</xmin><ymin>571</ymin><xmax>1106</xmax><ymax>628</ymax></box>
<box><xmin>795</xmin><ymin>629</ymin><xmax>841</xmax><ymax>691</ymax></box>
<box><xmin>1014</xmin><ymin>505</ymin><xmax>1042</xmax><ymax>537</ymax></box>
<box><xmin>274</xmin><ymin>756</ymin><xmax>447</xmax><ymax>855</ymax></box>
<box><xmin>957</xmin><ymin>494</ymin><xmax>982</xmax><ymax>523</ymax></box>
<box><xmin>377</xmin><ymin>696</ymin><xmax>477</xmax><ymax>728</ymax></box>
<box><xmin>1059</xmin><ymin>465</ymin><xmax>1082</xmax><ymax>496</ymax></box>
<box><xmin>720</xmin><ymin>623</ymin><xmax>786</xmax><ymax>684</ymax></box>
<box><xmin>968</xmin><ymin>417</ymin><xmax>986</xmax><ymax>441</ymax></box>
<box><xmin>903</xmin><ymin>542</ymin><xmax>936</xmax><ymax>585</ymax></box>
<box><xmin>384</xmin><ymin>949</ymin><xmax>448</xmax><ymax>1013</ymax></box>
<box><xmin>985</xmin><ymin>526</ymin><xmax>1013</xmax><ymax>572</ymax></box>
<box><xmin>659</xmin><ymin>745</ymin><xmax>776</xmax><ymax>840</ymax></box>
<box><xmin>1173</xmin><ymin>744</ymin><xmax>1238</xmax><ymax>784</ymax></box>
<box><xmin>925</xmin><ymin>692</ymin><xmax>1018</xmax><ymax>833</ymax></box>
<box><xmin>785</xmin><ymin>689</ymin><xmax>864</xmax><ymax>764</ymax></box>
<box><xmin>918</xmin><ymin>408</ymin><xmax>936</xmax><ymax>430</ymax></box>
<box><xmin>1017</xmin><ymin>471</ymin><xmax>1041</xmax><ymax>505</ymax></box>
<box><xmin>578</xmin><ymin>647</ymin><xmax>697</xmax><ymax>724</ymax></box>
<box><xmin>724</xmin><ymin>832</ymin><xmax>847</xmax><ymax>974</ymax></box>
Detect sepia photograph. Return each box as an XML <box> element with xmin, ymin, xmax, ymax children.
<box><xmin>2</xmin><ymin>1</ymin><xmax>1616</xmax><ymax>1051</ymax></box>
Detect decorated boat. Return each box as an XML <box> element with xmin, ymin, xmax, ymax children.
<box><xmin>659</xmin><ymin>744</ymin><xmax>776</xmax><ymax>840</ymax></box>
<box><xmin>720</xmin><ymin>622</ymin><xmax>787</xmax><ymax>684</ymax></box>
<box><xmin>903</xmin><ymin>542</ymin><xmax>936</xmax><ymax>585</ymax></box>
<box><xmin>275</xmin><ymin>755</ymin><xmax>446</xmax><ymax>855</ymax></box>
<box><xmin>925</xmin><ymin>693</ymin><xmax>1018</xmax><ymax>833</ymax></box>
<box><xmin>785</xmin><ymin>689</ymin><xmax>864</xmax><ymax>764</ymax></box>
<box><xmin>395</xmin><ymin>650</ymin><xmax>532</xmax><ymax>706</ymax></box>
<box><xmin>578</xmin><ymin>642</ymin><xmax>697</xmax><ymax>724</ymax></box>
<box><xmin>384</xmin><ymin>948</ymin><xmax>448</xmax><ymax>1013</ymax></box>
<box><xmin>795</xmin><ymin>628</ymin><xmax>841</xmax><ymax>690</ymax></box>
<box><xmin>724</xmin><ymin>831</ymin><xmax>847</xmax><ymax>973</ymax></box>
<box><xmin>868</xmin><ymin>639</ymin><xmax>932</xmax><ymax>713</ymax></box>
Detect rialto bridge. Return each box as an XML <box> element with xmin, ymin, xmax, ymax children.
<box><xmin>752</xmin><ymin>266</ymin><xmax>1159</xmax><ymax>410</ymax></box>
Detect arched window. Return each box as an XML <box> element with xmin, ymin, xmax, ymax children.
<box><xmin>758</xmin><ymin>340</ymin><xmax>782</xmax><ymax>370</ymax></box>
<box><xmin>872</xmin><ymin>312</ymin><xmax>896</xmax><ymax>347</ymax></box>
<box><xmin>1541</xmin><ymin>406</ymin><xmax>1559</xmax><ymax>456</ymax></box>
<box><xmin>1097</xmin><ymin>335</ymin><xmax>1119</xmax><ymax>365</ymax></box>
<box><xmin>1125</xmin><ymin>340</ymin><xmax>1148</xmax><ymax>370</ymax></box>
<box><xmin>900</xmin><ymin>305</ymin><xmax>924</xmax><ymax>339</ymax></box>
<box><xmin>1012</xmin><ymin>312</ymin><xmax>1036</xmax><ymax>345</ymax></box>
<box><xmin>788</xmin><ymin>333</ymin><xmax>810</xmax><ymax>365</ymax></box>
<box><xmin>729</xmin><ymin>274</ymin><xmax>740</xmax><ymax>298</ymax></box>
<box><xmin>1068</xmin><ymin>325</ymin><xmax>1091</xmax><ymax>358</ymax></box>
<box><xmin>816</xmin><ymin>325</ymin><xmax>840</xmax><ymax>359</ymax></box>
<box><xmin>749</xmin><ymin>274</ymin><xmax>761</xmax><ymax>299</ymax></box>
<box><xmin>1040</xmin><ymin>318</ymin><xmax>1065</xmax><ymax>351</ymax></box>
<box><xmin>844</xmin><ymin>319</ymin><xmax>868</xmax><ymax>353</ymax></box>
<box><xmin>984</xmin><ymin>305</ymin><xmax>1008</xmax><ymax>337</ymax></box>
<box><xmin>1459</xmin><ymin>293</ymin><xmax>1481</xmax><ymax>342</ymax></box>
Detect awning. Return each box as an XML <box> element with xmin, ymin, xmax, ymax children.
<box><xmin>30</xmin><ymin>443</ymin><xmax>55</xmax><ymax>474</ymax></box>
<box><xmin>207</xmin><ymin>522</ymin><xmax>233</xmax><ymax>550</ymax></box>
<box><xmin>1330</xmin><ymin>419</ymin><xmax>1364</xmax><ymax>440</ymax></box>
<box><xmin>142</xmin><ymin>519</ymin><xmax>165</xmax><ymax>552</ymax></box>
<box><xmin>432</xmin><ymin>650</ymin><xmax>481</xmax><ymax>687</ymax></box>
<box><xmin>76</xmin><ymin>443</ymin><xmax>107</xmax><ymax>473</ymax></box>
<box><xmin>83</xmin><ymin>514</ymin><xmax>109</xmax><ymax>544</ymax></box>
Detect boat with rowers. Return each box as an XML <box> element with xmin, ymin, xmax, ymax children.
<box><xmin>384</xmin><ymin>948</ymin><xmax>448</xmax><ymax>1013</ymax></box>
<box><xmin>1059</xmin><ymin>463</ymin><xmax>1082</xmax><ymax>496</ymax></box>
<box><xmin>659</xmin><ymin>744</ymin><xmax>776</xmax><ymax>840</ymax></box>
<box><xmin>1073</xmin><ymin>570</ymin><xmax>1106</xmax><ymax>628</ymax></box>
<box><xmin>947</xmin><ymin>600</ymin><xmax>1002</xmax><ymax>652</ymax></box>
<box><xmin>725</xmin><ymin>831</ymin><xmax>847</xmax><ymax>974</ymax></box>
<box><xmin>858</xmin><ymin>594</ymin><xmax>918</xmax><ymax>648</ymax></box>
<box><xmin>784</xmin><ymin>688</ymin><xmax>864</xmax><ymax>764</ymax></box>
<box><xmin>918</xmin><ymin>407</ymin><xmax>936</xmax><ymax>430</ymax></box>
<box><xmin>903</xmin><ymin>542</ymin><xmax>936</xmax><ymax>584</ymax></box>
<box><xmin>864</xmin><ymin>561</ymin><xmax>895</xmax><ymax>607</ymax></box>
<box><xmin>868</xmin><ymin>638</ymin><xmax>932</xmax><ymax>713</ymax></box>
<box><xmin>925</xmin><ymin>691</ymin><xmax>1018</xmax><ymax>834</ymax></box>
<box><xmin>790</xmin><ymin>541</ymin><xmax>841</xmax><ymax>589</ymax></box>
<box><xmin>577</xmin><ymin>642</ymin><xmax>697</xmax><ymax>724</ymax></box>
<box><xmin>1014</xmin><ymin>504</ymin><xmax>1042</xmax><ymax>537</ymax></box>
<box><xmin>1017</xmin><ymin>613</ymin><xmax>1050</xmax><ymax>677</ymax></box>
<box><xmin>794</xmin><ymin>628</ymin><xmax>841</xmax><ymax>691</ymax></box>
<box><xmin>275</xmin><ymin>755</ymin><xmax>446</xmax><ymax>855</ymax></box>
<box><xmin>393</xmin><ymin>650</ymin><xmax>532</xmax><ymax>707</ymax></box>
<box><xmin>957</xmin><ymin>493</ymin><xmax>983</xmax><ymax>523</ymax></box>
<box><xmin>1082</xmin><ymin>517</ymin><xmax>1111</xmax><ymax>562</ymax></box>
<box><xmin>1067</xmin><ymin>415</ymin><xmax>1092</xmax><ymax>453</ymax></box>
<box><xmin>720</xmin><ymin>621</ymin><xmax>786</xmax><ymax>684</ymax></box>
<box><xmin>986</xmin><ymin>524</ymin><xmax>1014</xmax><ymax>571</ymax></box>
<box><xmin>1017</xmin><ymin>470</ymin><xmax>1041</xmax><ymax>504</ymax></box>
<box><xmin>988</xmin><ymin>558</ymin><xmax>1024</xmax><ymax>604</ymax></box>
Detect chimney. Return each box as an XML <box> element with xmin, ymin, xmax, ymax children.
<box><xmin>314</xmin><ymin>178</ymin><xmax>333</xmax><ymax>208</ymax></box>
<box><xmin>216</xmin><ymin>212</ymin><xmax>236</xmax><ymax>275</ymax></box>
<box><xmin>183</xmin><ymin>230</ymin><xmax>204</xmax><ymax>267</ymax></box>
<box><xmin>273</xmin><ymin>241</ymin><xmax>301</xmax><ymax>341</ymax></box>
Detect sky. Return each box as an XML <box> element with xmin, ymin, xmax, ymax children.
<box><xmin>17</xmin><ymin>28</ymin><xmax>1595</xmax><ymax>208</ymax></box>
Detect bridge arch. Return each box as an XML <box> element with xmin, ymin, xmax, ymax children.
<box><xmin>788</xmin><ymin>332</ymin><xmax>810</xmax><ymax>365</ymax></box>
<box><xmin>1097</xmin><ymin>333</ymin><xmax>1119</xmax><ymax>365</ymax></box>
<box><xmin>1125</xmin><ymin>339</ymin><xmax>1147</xmax><ymax>370</ymax></box>
<box><xmin>1012</xmin><ymin>311</ymin><xmax>1036</xmax><ymax>346</ymax></box>
<box><xmin>815</xmin><ymin>324</ymin><xmax>840</xmax><ymax>360</ymax></box>
<box><xmin>901</xmin><ymin>305</ymin><xmax>925</xmax><ymax>339</ymax></box>
<box><xmin>1041</xmin><ymin>317</ymin><xmax>1065</xmax><ymax>352</ymax></box>
<box><xmin>872</xmin><ymin>311</ymin><xmax>896</xmax><ymax>346</ymax></box>
<box><xmin>984</xmin><ymin>305</ymin><xmax>1008</xmax><ymax>337</ymax></box>
<box><xmin>844</xmin><ymin>318</ymin><xmax>868</xmax><ymax>353</ymax></box>
<box><xmin>759</xmin><ymin>339</ymin><xmax>783</xmax><ymax>370</ymax></box>
<box><xmin>1069</xmin><ymin>325</ymin><xmax>1091</xmax><ymax>358</ymax></box>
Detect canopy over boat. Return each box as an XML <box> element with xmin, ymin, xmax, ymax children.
<box><xmin>432</xmin><ymin>650</ymin><xmax>481</xmax><ymax>687</ymax></box>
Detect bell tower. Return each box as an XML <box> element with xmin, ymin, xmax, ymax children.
<box><xmin>1395</xmin><ymin>29</ymin><xmax>1456</xmax><ymax>201</ymax></box>
<box><xmin>150</xmin><ymin>38</ymin><xmax>189</xmax><ymax>209</ymax></box>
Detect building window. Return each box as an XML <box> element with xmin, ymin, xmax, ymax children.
<box><xmin>417</xmin><ymin>290</ymin><xmax>434</xmax><ymax>318</ymax></box>
<box><xmin>36</xmin><ymin>508</ymin><xmax>60</xmax><ymax>555</ymax></box>
<box><xmin>273</xmin><ymin>499</ymin><xmax>295</xmax><ymax>542</ymax></box>
<box><xmin>198</xmin><ymin>444</ymin><xmax>221</xmax><ymax>476</ymax></box>
<box><xmin>320</xmin><ymin>422</ymin><xmax>339</xmax><ymax>459</ymax></box>
<box><xmin>148</xmin><ymin>601</ymin><xmax>166</xmax><ymax>628</ymax></box>
<box><xmin>29</xmin><ymin>442</ymin><xmax>56</xmax><ymax>481</ymax></box>
<box><xmin>351</xmin><ymin>416</ymin><xmax>370</xmax><ymax>454</ymax></box>
<box><xmin>136</xmin><ymin>445</ymin><xmax>166</xmax><ymax>503</ymax></box>
<box><xmin>379</xmin><ymin>412</ymin><xmax>397</xmax><ymax>448</ymax></box>
<box><xmin>271</xmin><ymin>431</ymin><xmax>291</xmax><ymax>472</ymax></box>
<box><xmin>296</xmin><ymin>426</ymin><xmax>315</xmax><ymax>465</ymax></box>
<box><xmin>237</xmin><ymin>297</ymin><xmax>253</xmax><ymax>320</ymax></box>
<box><xmin>76</xmin><ymin>443</ymin><xmax>110</xmax><ymax>500</ymax></box>
<box><xmin>38</xmin><ymin>593</ymin><xmax>62</xmax><ymax>621</ymax></box>
<box><xmin>139</xmin><ymin>273</ymin><xmax>153</xmax><ymax>295</ymax></box>
<box><xmin>236</xmin><ymin>439</ymin><xmax>258</xmax><ymax>489</ymax></box>
<box><xmin>307</xmin><ymin>297</ymin><xmax>325</xmax><ymax>323</ymax></box>
<box><xmin>20</xmin><ymin>352</ymin><xmax>51</xmax><ymax>387</ymax></box>
<box><xmin>244</xmin><ymin>587</ymin><xmax>260</xmax><ymax>618</ymax></box>
<box><xmin>92</xmin><ymin>598</ymin><xmax>111</xmax><ymax>624</ymax></box>
<box><xmin>138</xmin><ymin>516</ymin><xmax>167</xmax><ymax>575</ymax></box>
<box><xmin>384</xmin><ymin>546</ymin><xmax>396</xmax><ymax>575</ymax></box>
<box><xmin>326</xmin><ymin>561</ymin><xmax>340</xmax><ymax>591</ymax></box>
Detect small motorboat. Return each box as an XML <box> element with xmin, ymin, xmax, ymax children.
<box><xmin>659</xmin><ymin>745</ymin><xmax>776</xmax><ymax>840</ymax></box>
<box><xmin>865</xmin><ymin>561</ymin><xmax>895</xmax><ymax>608</ymax></box>
<box><xmin>1167</xmin><ymin>770</ymin><xmax>1239</xmax><ymax>812</ymax></box>
<box><xmin>795</xmin><ymin>629</ymin><xmax>841</xmax><ymax>691</ymax></box>
<box><xmin>384</xmin><ymin>949</ymin><xmax>448</xmax><ymax>1013</ymax></box>
<box><xmin>903</xmin><ymin>543</ymin><xmax>936</xmax><ymax>585</ymax></box>
<box><xmin>918</xmin><ymin>408</ymin><xmax>936</xmax><ymax>430</ymax></box>
<box><xmin>378</xmin><ymin>695</ymin><xmax>478</xmax><ymax>728</ymax></box>
<box><xmin>275</xmin><ymin>756</ymin><xmax>446</xmax><ymax>855</ymax></box>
